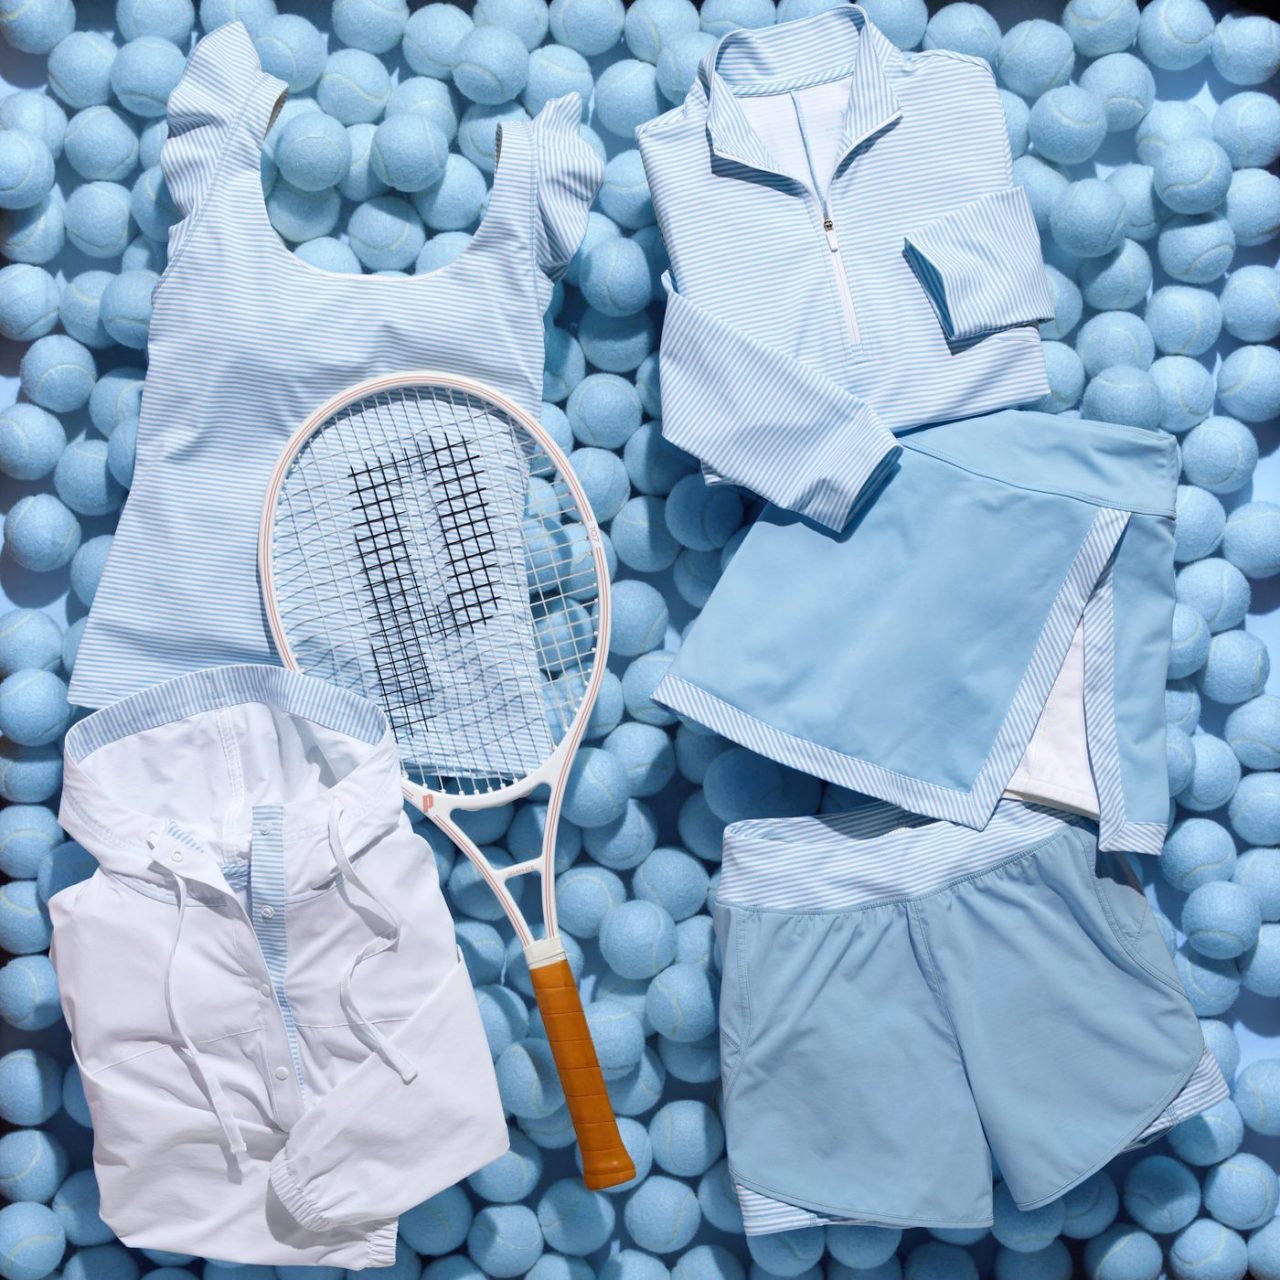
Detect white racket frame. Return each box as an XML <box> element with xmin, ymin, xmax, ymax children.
<box><xmin>259</xmin><ymin>371</ymin><xmax>612</xmax><ymax>951</ymax></box>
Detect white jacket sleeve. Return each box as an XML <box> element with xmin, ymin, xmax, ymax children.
<box><xmin>658</xmin><ymin>273</ymin><xmax>901</xmax><ymax>532</ymax></box>
<box><xmin>268</xmin><ymin>960</ymin><xmax>507</xmax><ymax>1231</ymax></box>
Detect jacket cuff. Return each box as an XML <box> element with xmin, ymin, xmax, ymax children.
<box><xmin>269</xmin><ymin>1152</ymin><xmax>334</xmax><ymax>1233</ymax></box>
<box><xmin>793</xmin><ymin>408</ymin><xmax>901</xmax><ymax>532</ymax></box>
<box><xmin>903</xmin><ymin>187</ymin><xmax>1054</xmax><ymax>342</ymax></box>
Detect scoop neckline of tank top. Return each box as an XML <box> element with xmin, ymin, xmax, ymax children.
<box><xmin>245</xmin><ymin>136</ymin><xmax>507</xmax><ymax>285</ymax></box>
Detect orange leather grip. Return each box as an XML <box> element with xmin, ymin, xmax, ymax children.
<box><xmin>529</xmin><ymin>956</ymin><xmax>636</xmax><ymax>1190</ymax></box>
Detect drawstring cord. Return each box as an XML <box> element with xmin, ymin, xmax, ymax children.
<box><xmin>322</xmin><ymin>808</ymin><xmax>418</xmax><ymax>1085</ymax></box>
<box><xmin>149</xmin><ymin>837</ymin><xmax>248</xmax><ymax>1163</ymax></box>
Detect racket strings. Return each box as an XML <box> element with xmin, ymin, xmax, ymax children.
<box><xmin>270</xmin><ymin>381</ymin><xmax>604</xmax><ymax>798</ymax></box>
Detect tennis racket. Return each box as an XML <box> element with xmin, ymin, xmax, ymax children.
<box><xmin>259</xmin><ymin>371</ymin><xmax>635</xmax><ymax>1191</ymax></box>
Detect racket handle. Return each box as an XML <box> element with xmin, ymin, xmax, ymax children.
<box><xmin>527</xmin><ymin>940</ymin><xmax>636</xmax><ymax>1191</ymax></box>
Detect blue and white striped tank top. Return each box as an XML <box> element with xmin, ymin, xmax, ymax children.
<box><xmin>69</xmin><ymin>21</ymin><xmax>602</xmax><ymax>709</ymax></box>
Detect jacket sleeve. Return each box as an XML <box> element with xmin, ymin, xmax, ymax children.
<box><xmin>902</xmin><ymin>186</ymin><xmax>1055</xmax><ymax>343</ymax></box>
<box><xmin>658</xmin><ymin>273</ymin><xmax>901</xmax><ymax>532</ymax></box>
<box><xmin>268</xmin><ymin>959</ymin><xmax>507</xmax><ymax>1231</ymax></box>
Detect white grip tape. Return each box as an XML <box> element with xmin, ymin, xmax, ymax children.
<box><xmin>525</xmin><ymin>937</ymin><xmax>568</xmax><ymax>970</ymax></box>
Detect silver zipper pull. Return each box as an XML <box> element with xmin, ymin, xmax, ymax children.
<box><xmin>823</xmin><ymin>217</ymin><xmax>839</xmax><ymax>251</ymax></box>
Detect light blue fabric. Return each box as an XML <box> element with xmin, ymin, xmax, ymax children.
<box><xmin>714</xmin><ymin>800</ymin><xmax>1220</xmax><ymax>1233</ymax></box>
<box><xmin>637</xmin><ymin>4</ymin><xmax>1055</xmax><ymax>531</ymax></box>
<box><xmin>656</xmin><ymin>409</ymin><xmax>1179</xmax><ymax>854</ymax></box>
<box><xmin>68</xmin><ymin>21</ymin><xmax>603</xmax><ymax>710</ymax></box>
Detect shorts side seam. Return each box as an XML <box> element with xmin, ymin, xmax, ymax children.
<box><xmin>1087</xmin><ymin>853</ymin><xmax>1187</xmax><ymax>996</ymax></box>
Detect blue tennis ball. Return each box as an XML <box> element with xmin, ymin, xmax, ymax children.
<box><xmin>1150</xmin><ymin>355</ymin><xmax>1214</xmax><ymax>434</ymax></box>
<box><xmin>673</xmin><ymin>549</ymin><xmax>720</xmax><ymax>608</ymax></box>
<box><xmin>581</xmin><ymin>238</ymin><xmax>652</xmax><ymax>318</ymax></box>
<box><xmin>657</xmin><ymin>30</ymin><xmax>716</xmax><ymax>105</ymax></box>
<box><xmin>537</xmin><ymin>1179</ymin><xmax>615</xmax><ymax>1256</ymax></box>
<box><xmin>522</xmin><ymin>44</ymin><xmax>593</xmax><ymax>117</ymax></box>
<box><xmin>1183</xmin><ymin>880</ymin><xmax>1261</xmax><ymax>958</ymax></box>
<box><xmin>676</xmin><ymin>790</ymin><xmax>726</xmax><ymax>862</ymax></box>
<box><xmin>117</xmin><ymin>0</ymin><xmax>195</xmax><ymax>42</ymax></box>
<box><xmin>604</xmin><ymin>721</ymin><xmax>675</xmax><ymax>798</ymax></box>
<box><xmin>0</xmin><ymin>669</ymin><xmax>71</xmax><ymax>747</ymax></box>
<box><xmin>1106</xmin><ymin>163</ymin><xmax>1160</xmax><ymax>242</ymax></box>
<box><xmin>991</xmin><ymin>1181</ymin><xmax>1065</xmax><ymax>1253</ymax></box>
<box><xmin>1083</xmin><ymin>1224</ymin><xmax>1162</xmax><ymax>1280</ymax></box>
<box><xmin>0</xmin><ymin>132</ymin><xmax>55</xmax><ymax>213</ymax></box>
<box><xmin>369</xmin><ymin>114</ymin><xmax>447</xmax><ymax>194</ymax></box>
<box><xmin>294</xmin><ymin>236</ymin><xmax>361</xmax><ymax>273</ymax></box>
<box><xmin>905</xmin><ymin>1242</ymin><xmax>977</xmax><ymax>1280</ymax></box>
<box><xmin>1218</xmin><ymin>344</ymin><xmax>1280</xmax><ymax>425</ymax></box>
<box><xmin>999</xmin><ymin>90</ymin><xmax>1030</xmax><ymax>159</ymax></box>
<box><xmin>704</xmin><ymin>747</ymin><xmax>822</xmax><ymax>822</ymax></box>
<box><xmin>634</xmin><ymin>846</ymin><xmax>709</xmax><ymax>921</ymax></box>
<box><xmin>672</xmin><ymin>1245</ymin><xmax>746</xmax><ymax>1280</ymax></box>
<box><xmin>4</xmin><ymin>494</ymin><xmax>81</xmax><ymax>575</ymax></box>
<box><xmin>0</xmin><ymin>878</ymin><xmax>51</xmax><ymax>956</ymax></box>
<box><xmin>452</xmin><ymin>27</ymin><xmax>529</xmax><ymax>107</ymax></box>
<box><xmin>584</xmin><ymin>999</ymin><xmax>645</xmax><ymax>1077</ymax></box>
<box><xmin>999</xmin><ymin>20</ymin><xmax>1075</xmax><ymax>98</ymax></box>
<box><xmin>1081</xmin><ymin>366</ymin><xmax>1161</xmax><ymax>429</ymax></box>
<box><xmin>1236</xmin><ymin>844</ymin><xmax>1280</xmax><ymax>917</ymax></box>
<box><xmin>347</xmin><ymin>195</ymin><xmax>425</xmax><ymax>269</ymax></box>
<box><xmin>1154</xmin><ymin>138</ymin><xmax>1232</xmax><ymax>217</ymax></box>
<box><xmin>1029</xmin><ymin>85</ymin><xmax>1106</xmax><ymax>166</ymax></box>
<box><xmin>66</xmin><ymin>105</ymin><xmax>140</xmax><ymax>183</ymax></box>
<box><xmin>1079</xmin><ymin>53</ymin><xmax>1153</xmax><ymax>134</ymax></box>
<box><xmin>994</xmin><ymin>1242</ymin><xmax>1072</xmax><ymax>1280</ymax></box>
<box><xmin>332</xmin><ymin>0</ymin><xmax>408</xmax><ymax>54</ymax></box>
<box><xmin>550</xmin><ymin>0</ymin><xmax>625</xmax><ymax>57</ymax></box>
<box><xmin>601</xmin><ymin>1250</ymin><xmax>670</xmax><ymax>1280</ymax></box>
<box><xmin>0</xmin><ymin>954</ymin><xmax>61</xmax><ymax>1030</ymax></box>
<box><xmin>746</xmin><ymin>1228</ymin><xmax>824</xmax><ymax>1277</ymax></box>
<box><xmin>0</xmin><ymin>94</ymin><xmax>66</xmax><ymax>172</ymax></box>
<box><xmin>1230</xmin><ymin>771</ymin><xmax>1280</xmax><ymax>847</ymax></box>
<box><xmin>1182</xmin><ymin>732</ymin><xmax>1242</xmax><ymax>811</ymax></box>
<box><xmin>99</xmin><ymin>268</ymin><xmax>158</xmax><ymax>349</ymax></box>
<box><xmin>600</xmin><ymin>898</ymin><xmax>677</xmax><ymax>979</ymax></box>
<box><xmin>665</xmin><ymin>474</ymin><xmax>743</xmax><ymax>551</ymax></box>
<box><xmin>401</xmin><ymin>1183</ymin><xmax>474</xmax><ymax>1255</ymax></box>
<box><xmin>137</xmin><ymin>117</ymin><xmax>166</xmax><ymax>169</ymax></box>
<box><xmin>46</xmin><ymin>32</ymin><xmax>116</xmax><ymax>110</ymax></box>
<box><xmin>1211</xmin><ymin>13</ymin><xmax>1280</xmax><ymax>87</ymax></box>
<box><xmin>1169</xmin><ymin>678</ymin><xmax>1204</xmax><ymax>734</ymax></box>
<box><xmin>625</xmin><ymin>421</ymin><xmax>695</xmax><ymax>498</ymax></box>
<box><xmin>110</xmin><ymin>36</ymin><xmax>185</xmax><ymax>118</ymax></box>
<box><xmin>923</xmin><ymin>3</ymin><xmax>999</xmax><ymax>61</ymax></box>
<box><xmin>699</xmin><ymin>0</ymin><xmax>776</xmax><ymax>37</ymax></box>
<box><xmin>1145</xmin><ymin>285</ymin><xmax>1221</xmax><ymax>356</ymax></box>
<box><xmin>1062</xmin><ymin>0</ymin><xmax>1138</xmax><ymax>56</ymax></box>
<box><xmin>57</xmin><ymin>270</ymin><xmax>112</xmax><ymax>347</ymax></box>
<box><xmin>1137</xmin><ymin>0</ymin><xmax>1213</xmax><ymax>69</ymax></box>
<box><xmin>1250</xmin><ymin>1219</ymin><xmax>1280</xmax><ymax>1280</ymax></box>
<box><xmin>456</xmin><ymin>919</ymin><xmax>505</xmax><ymax>986</ymax></box>
<box><xmin>37</xmin><ymin>839</ymin><xmax>95</xmax><ymax>906</ymax></box>
<box><xmin>579</xmin><ymin>308</ymin><xmax>656</xmax><ymax>374</ymax></box>
<box><xmin>1214</xmin><ymin>92</ymin><xmax>1280</xmax><ymax>170</ymax></box>
<box><xmin>1170</xmin><ymin>1097</ymin><xmax>1246</xmax><ymax>1167</ymax></box>
<box><xmin>1060</xmin><ymin>1170</ymin><xmax>1119</xmax><ymax>1239</ymax></box>
<box><xmin>1223</xmin><ymin>501</ymin><xmax>1280</xmax><ymax>580</ymax></box>
<box><xmin>54</xmin><ymin>437</ymin><xmax>124</xmax><ymax>517</ymax></box>
<box><xmin>563</xmin><ymin>745</ymin><xmax>629</xmax><ymax>828</ymax></box>
<box><xmin>1158</xmin><ymin>212</ymin><xmax>1236</xmax><ymax>285</ymax></box>
<box><xmin>1163</xmin><ymin>817</ymin><xmax>1236</xmax><ymax>890</ymax></box>
<box><xmin>1181</xmin><ymin>417</ymin><xmax>1257</xmax><ymax>494</ymax></box>
<box><xmin>0</xmin><ymin>1050</ymin><xmax>61</xmax><ymax>1128</ymax></box>
<box><xmin>1080</xmin><ymin>241</ymin><xmax>1151</xmax><ymax>313</ymax></box>
<box><xmin>107</xmin><ymin>414</ymin><xmax>137</xmax><ymax>488</ymax></box>
<box><xmin>674</xmin><ymin>914</ymin><xmax>715</xmax><ymax>968</ymax></box>
<box><xmin>0</xmin><ymin>1202</ymin><xmax>65</xmax><ymax>1280</ymax></box>
<box><xmin>1240</xmin><ymin>922</ymin><xmax>1280</xmax><ymax>995</ymax></box>
<box><xmin>468</xmin><ymin>1131</ymin><xmax>543</xmax><ymax>1204</ymax></box>
<box><xmin>1227</xmin><ymin>169</ymin><xmax>1280</xmax><ymax>251</ymax></box>
<box><xmin>569</xmin><ymin>447</ymin><xmax>630</xmax><ymax>525</ymax></box>
<box><xmin>612</xmin><ymin>497</ymin><xmax>681</xmax><ymax>573</ymax></box>
<box><xmin>585</xmin><ymin>797</ymin><xmax>659</xmax><ymax>870</ymax></box>
<box><xmin>858</xmin><ymin>0</ymin><xmax>926</xmax><ymax>49</ymax></box>
<box><xmin>121</xmin><ymin>232</ymin><xmax>165</xmax><ymax>272</ymax></box>
<box><xmin>1123</xmin><ymin>1154</ymin><xmax>1200</xmax><ymax>1235</ymax></box>
<box><xmin>1170</xmin><ymin>724</ymin><xmax>1195</xmax><ymax>794</ymax></box>
<box><xmin>317</xmin><ymin>48</ymin><xmax>390</xmax><ymax>125</ymax></box>
<box><xmin>1177</xmin><ymin>940</ymin><xmax>1242</xmax><ymax>1015</ymax></box>
<box><xmin>567</xmin><ymin>209</ymin><xmax>620</xmax><ymax>285</ymax></box>
<box><xmin>0</xmin><ymin>1129</ymin><xmax>66</xmax><ymax>1206</ymax></box>
<box><xmin>624</xmin><ymin>1175</ymin><xmax>700</xmax><ymax>1254</ymax></box>
<box><xmin>0</xmin><ymin>613</ymin><xmax>61</xmax><ymax>682</ymax></box>
<box><xmin>1201</xmin><ymin>629</ymin><xmax>1269</xmax><ymax>706</ymax></box>
<box><xmin>624</xmin><ymin>0</ymin><xmax>698</xmax><ymax>63</ymax></box>
<box><xmin>89</xmin><ymin>362</ymin><xmax>144</xmax><ymax>431</ymax></box>
<box><xmin>70</xmin><ymin>534</ymin><xmax>111</xmax><ymax>607</ymax></box>
<box><xmin>474</xmin><ymin>983</ymin><xmax>530</xmax><ymax>1058</ymax></box>
<box><xmin>596</xmin><ymin>59</ymin><xmax>663</xmax><ymax>140</ymax></box>
<box><xmin>1235</xmin><ymin>1058</ymin><xmax>1280</xmax><ymax>1135</ymax></box>
<box><xmin>599</xmin><ymin>152</ymin><xmax>653</xmax><ymax>233</ymax></box>
<box><xmin>1051</xmin><ymin>178</ymin><xmax>1125</xmax><ymax>259</ymax></box>
<box><xmin>63</xmin><ymin>179</ymin><xmax>132</xmax><ymax>259</ymax></box>
<box><xmin>417</xmin><ymin>229</ymin><xmax>473</xmax><ymax>274</ymax></box>
<box><xmin>1175</xmin><ymin>484</ymin><xmax>1225</xmax><ymax>562</ymax></box>
<box><xmin>0</xmin><ymin>265</ymin><xmax>58</xmax><ymax>343</ymax></box>
<box><xmin>1221</xmin><ymin>266</ymin><xmax>1280</xmax><ymax>344</ymax></box>
<box><xmin>0</xmin><ymin>805</ymin><xmax>60</xmax><ymax>881</ymax></box>
<box><xmin>646</xmin><ymin>961</ymin><xmax>716</xmax><ymax>1042</ymax></box>
<box><xmin>0</xmin><ymin>405</ymin><xmax>64</xmax><ymax>483</ymax></box>
<box><xmin>1077</xmin><ymin>310</ymin><xmax>1154</xmax><ymax>376</ymax></box>
<box><xmin>659</xmin><ymin>1034</ymin><xmax>719</xmax><ymax>1087</ymax></box>
<box><xmin>496</xmin><ymin>1036</ymin><xmax>565</xmax><ymax>1120</ymax></box>
<box><xmin>467</xmin><ymin>1204</ymin><xmax>544</xmax><ymax>1279</ymax></box>
<box><xmin>412</xmin><ymin>153</ymin><xmax>485</xmax><ymax>231</ymax></box>
<box><xmin>253</xmin><ymin>14</ymin><xmax>325</xmax><ymax>92</ymax></box>
<box><xmin>1202</xmin><ymin>1017</ymin><xmax>1242</xmax><ymax>1078</ymax></box>
<box><xmin>567</xmin><ymin>373</ymin><xmax>641</xmax><ymax>448</ymax></box>
<box><xmin>1204</xmin><ymin>1153</ymin><xmax>1278</xmax><ymax>1232</ymax></box>
<box><xmin>274</xmin><ymin>112</ymin><xmax>351</xmax><ymax>192</ymax></box>
<box><xmin>1169</xmin><ymin>602</ymin><xmax>1211</xmax><ymax>677</ymax></box>
<box><xmin>1138</xmin><ymin>100</ymin><xmax>1212</xmax><ymax>168</ymax></box>
<box><xmin>0</xmin><ymin>190</ymin><xmax>66</xmax><ymax>266</ymax></box>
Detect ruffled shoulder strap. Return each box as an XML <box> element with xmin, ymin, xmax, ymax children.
<box><xmin>529</xmin><ymin>94</ymin><xmax>604</xmax><ymax>283</ymax></box>
<box><xmin>162</xmin><ymin>21</ymin><xmax>286</xmax><ymax>239</ymax></box>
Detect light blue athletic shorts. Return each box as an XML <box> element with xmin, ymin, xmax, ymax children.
<box><xmin>715</xmin><ymin>801</ymin><xmax>1226</xmax><ymax>1234</ymax></box>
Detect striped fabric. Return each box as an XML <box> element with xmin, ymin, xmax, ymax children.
<box><xmin>69</xmin><ymin>21</ymin><xmax>602</xmax><ymax>710</ymax></box>
<box><xmin>637</xmin><ymin>4</ymin><xmax>1054</xmax><ymax>530</ymax></box>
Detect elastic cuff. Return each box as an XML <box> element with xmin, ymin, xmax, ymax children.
<box><xmin>269</xmin><ymin>1153</ymin><xmax>334</xmax><ymax>1233</ymax></box>
<box><xmin>904</xmin><ymin>187</ymin><xmax>1054</xmax><ymax>342</ymax></box>
<box><xmin>795</xmin><ymin>415</ymin><xmax>901</xmax><ymax>532</ymax></box>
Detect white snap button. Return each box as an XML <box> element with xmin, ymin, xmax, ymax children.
<box><xmin>258</xmin><ymin>821</ymin><xmax>275</xmax><ymax>835</ymax></box>
<box><xmin>169</xmin><ymin>850</ymin><xmax>184</xmax><ymax>863</ymax></box>
<box><xmin>259</xmin><ymin>905</ymin><xmax>275</xmax><ymax>919</ymax></box>
<box><xmin>274</xmin><ymin>1067</ymin><xmax>289</xmax><ymax>1082</ymax></box>
<box><xmin>260</xmin><ymin>984</ymin><xmax>272</xmax><ymax>998</ymax></box>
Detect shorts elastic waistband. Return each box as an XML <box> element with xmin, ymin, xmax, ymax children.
<box><xmin>718</xmin><ymin>800</ymin><xmax>1089</xmax><ymax>912</ymax></box>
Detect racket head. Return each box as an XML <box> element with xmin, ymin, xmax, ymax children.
<box><xmin>260</xmin><ymin>372</ymin><xmax>611</xmax><ymax>812</ymax></box>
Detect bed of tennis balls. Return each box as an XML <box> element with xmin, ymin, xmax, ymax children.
<box><xmin>1</xmin><ymin>0</ymin><xmax>1280</xmax><ymax>1277</ymax></box>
